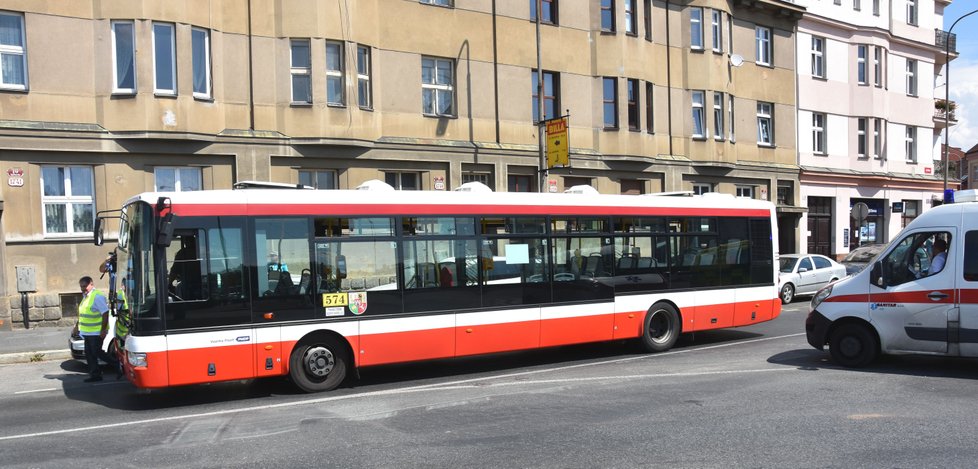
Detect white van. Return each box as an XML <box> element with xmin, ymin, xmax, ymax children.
<box><xmin>806</xmin><ymin>190</ymin><xmax>978</xmax><ymax>367</ymax></box>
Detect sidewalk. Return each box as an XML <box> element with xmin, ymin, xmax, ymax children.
<box><xmin>0</xmin><ymin>326</ymin><xmax>74</xmax><ymax>365</ymax></box>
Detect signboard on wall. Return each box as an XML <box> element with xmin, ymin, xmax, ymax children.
<box><xmin>545</xmin><ymin>117</ymin><xmax>569</xmax><ymax>169</ymax></box>
<box><xmin>548</xmin><ymin>179</ymin><xmax>558</xmax><ymax>193</ymax></box>
<box><xmin>434</xmin><ymin>176</ymin><xmax>445</xmax><ymax>191</ymax></box>
<box><xmin>892</xmin><ymin>201</ymin><xmax>904</xmax><ymax>213</ymax></box>
<box><xmin>843</xmin><ymin>229</ymin><xmax>849</xmax><ymax>248</ymax></box>
<box><xmin>7</xmin><ymin>168</ymin><xmax>23</xmax><ymax>187</ymax></box>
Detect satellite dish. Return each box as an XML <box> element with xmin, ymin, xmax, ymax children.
<box><xmin>729</xmin><ymin>54</ymin><xmax>744</xmax><ymax>67</ymax></box>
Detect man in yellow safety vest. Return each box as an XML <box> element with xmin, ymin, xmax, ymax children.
<box><xmin>77</xmin><ymin>276</ymin><xmax>114</xmax><ymax>382</ymax></box>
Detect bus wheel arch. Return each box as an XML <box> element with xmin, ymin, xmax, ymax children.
<box><xmin>639</xmin><ymin>301</ymin><xmax>682</xmax><ymax>353</ymax></box>
<box><xmin>827</xmin><ymin>318</ymin><xmax>880</xmax><ymax>368</ymax></box>
<box><xmin>288</xmin><ymin>330</ymin><xmax>354</xmax><ymax>393</ymax></box>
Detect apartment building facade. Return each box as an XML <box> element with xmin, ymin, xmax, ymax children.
<box><xmin>0</xmin><ymin>0</ymin><xmax>802</xmax><ymax>326</ymax></box>
<box><xmin>795</xmin><ymin>0</ymin><xmax>953</xmax><ymax>258</ymax></box>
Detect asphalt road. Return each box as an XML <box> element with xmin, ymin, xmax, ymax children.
<box><xmin>2</xmin><ymin>301</ymin><xmax>978</xmax><ymax>468</ymax></box>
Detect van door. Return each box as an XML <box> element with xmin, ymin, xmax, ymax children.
<box><xmin>869</xmin><ymin>229</ymin><xmax>955</xmax><ymax>354</ymax></box>
<box><xmin>957</xmin><ymin>230</ymin><xmax>978</xmax><ymax>357</ymax></box>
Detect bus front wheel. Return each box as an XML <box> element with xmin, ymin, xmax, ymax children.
<box><xmin>289</xmin><ymin>338</ymin><xmax>348</xmax><ymax>393</ymax></box>
<box><xmin>640</xmin><ymin>303</ymin><xmax>681</xmax><ymax>353</ymax></box>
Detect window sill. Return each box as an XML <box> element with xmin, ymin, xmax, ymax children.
<box><xmin>603</xmin><ymin>126</ymin><xmax>620</xmax><ymax>131</ymax></box>
<box><xmin>857</xmin><ymin>82</ymin><xmax>869</xmax><ymax>87</ymax></box>
<box><xmin>714</xmin><ymin>136</ymin><xmax>725</xmax><ymax>142</ymax></box>
<box><xmin>290</xmin><ymin>102</ymin><xmax>313</xmax><ymax>107</ymax></box>
<box><xmin>359</xmin><ymin>106</ymin><xmax>374</xmax><ymax>112</ymax></box>
<box><xmin>712</xmin><ymin>49</ymin><xmax>724</xmax><ymax>55</ymax></box>
<box><xmin>326</xmin><ymin>103</ymin><xmax>347</xmax><ymax>108</ymax></box>
<box><xmin>815</xmin><ymin>152</ymin><xmax>828</xmax><ymax>157</ymax></box>
<box><xmin>755</xmin><ymin>62</ymin><xmax>774</xmax><ymax>69</ymax></box>
<box><xmin>628</xmin><ymin>127</ymin><xmax>642</xmax><ymax>133</ymax></box>
<box><xmin>193</xmin><ymin>95</ymin><xmax>214</xmax><ymax>103</ymax></box>
<box><xmin>423</xmin><ymin>113</ymin><xmax>457</xmax><ymax>119</ymax></box>
<box><xmin>757</xmin><ymin>143</ymin><xmax>775</xmax><ymax>148</ymax></box>
<box><xmin>0</xmin><ymin>86</ymin><xmax>28</xmax><ymax>93</ymax></box>
<box><xmin>600</xmin><ymin>30</ymin><xmax>617</xmax><ymax>35</ymax></box>
<box><xmin>420</xmin><ymin>2</ymin><xmax>454</xmax><ymax>9</ymax></box>
<box><xmin>812</xmin><ymin>75</ymin><xmax>827</xmax><ymax>81</ymax></box>
<box><xmin>154</xmin><ymin>92</ymin><xmax>178</xmax><ymax>99</ymax></box>
<box><xmin>692</xmin><ymin>136</ymin><xmax>707</xmax><ymax>141</ymax></box>
<box><xmin>625</xmin><ymin>32</ymin><xmax>639</xmax><ymax>37</ymax></box>
<box><xmin>529</xmin><ymin>19</ymin><xmax>558</xmax><ymax>26</ymax></box>
<box><xmin>111</xmin><ymin>91</ymin><xmax>136</xmax><ymax>98</ymax></box>
<box><xmin>691</xmin><ymin>47</ymin><xmax>705</xmax><ymax>53</ymax></box>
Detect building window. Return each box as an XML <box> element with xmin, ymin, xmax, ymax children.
<box><xmin>857</xmin><ymin>117</ymin><xmax>867</xmax><ymax>157</ymax></box>
<box><xmin>601</xmin><ymin>0</ymin><xmax>615</xmax><ymax>32</ymax></box>
<box><xmin>713</xmin><ymin>92</ymin><xmax>724</xmax><ymax>140</ymax></box>
<box><xmin>152</xmin><ymin>23</ymin><xmax>176</xmax><ymax>94</ymax></box>
<box><xmin>736</xmin><ymin>186</ymin><xmax>754</xmax><ymax>198</ymax></box>
<box><xmin>906</xmin><ymin>0</ymin><xmax>917</xmax><ymax>25</ymax></box>
<box><xmin>728</xmin><ymin>94</ymin><xmax>735</xmax><ymax>141</ymax></box>
<box><xmin>901</xmin><ymin>200</ymin><xmax>919</xmax><ymax>227</ymax></box>
<box><xmin>386</xmin><ymin>172</ymin><xmax>421</xmax><ymax>190</ymax></box>
<box><xmin>777</xmin><ymin>184</ymin><xmax>793</xmax><ymax>206</ymax></box>
<box><xmin>191</xmin><ymin>28</ymin><xmax>211</xmax><ymax>98</ymax></box>
<box><xmin>41</xmin><ymin>166</ymin><xmax>94</xmax><ymax>236</ymax></box>
<box><xmin>508</xmin><ymin>174</ymin><xmax>535</xmax><ymax>192</ymax></box>
<box><xmin>692</xmin><ymin>90</ymin><xmax>705</xmax><ymax>138</ymax></box>
<box><xmin>693</xmin><ymin>183</ymin><xmax>713</xmax><ymax>195</ymax></box>
<box><xmin>533</xmin><ymin>70</ymin><xmax>560</xmax><ymax>123</ymax></box>
<box><xmin>357</xmin><ymin>45</ymin><xmax>372</xmax><ymax>109</ymax></box>
<box><xmin>873</xmin><ymin>0</ymin><xmax>880</xmax><ymax>16</ymax></box>
<box><xmin>873</xmin><ymin>118</ymin><xmax>882</xmax><ymax>159</ymax></box>
<box><xmin>624</xmin><ymin>0</ymin><xmax>636</xmax><ymax>34</ymax></box>
<box><xmin>290</xmin><ymin>39</ymin><xmax>312</xmax><ymax>104</ymax></box>
<box><xmin>422</xmin><ymin>57</ymin><xmax>455</xmax><ymax>117</ymax></box>
<box><xmin>812</xmin><ymin>113</ymin><xmax>826</xmax><ymax>155</ymax></box>
<box><xmin>462</xmin><ymin>171</ymin><xmax>493</xmax><ymax>189</ymax></box>
<box><xmin>905</xmin><ymin>126</ymin><xmax>916</xmax><ymax>163</ymax></box>
<box><xmin>905</xmin><ymin>58</ymin><xmax>917</xmax><ymax>96</ymax></box>
<box><xmin>645</xmin><ymin>82</ymin><xmax>654</xmax><ymax>133</ymax></box>
<box><xmin>627</xmin><ymin>78</ymin><xmax>640</xmax><ymax>130</ymax></box>
<box><xmin>421</xmin><ymin>0</ymin><xmax>453</xmax><ymax>6</ymax></box>
<box><xmin>644</xmin><ymin>0</ymin><xmax>652</xmax><ymax>41</ymax></box>
<box><xmin>853</xmin><ymin>0</ymin><xmax>861</xmax><ymax>11</ymax></box>
<box><xmin>112</xmin><ymin>21</ymin><xmax>136</xmax><ymax>94</ymax></box>
<box><xmin>856</xmin><ymin>44</ymin><xmax>867</xmax><ymax>85</ymax></box>
<box><xmin>756</xmin><ymin>102</ymin><xmax>773</xmax><ymax>146</ymax></box>
<box><xmin>299</xmin><ymin>170</ymin><xmax>338</xmax><ymax>189</ymax></box>
<box><xmin>811</xmin><ymin>36</ymin><xmax>824</xmax><ymax>78</ymax></box>
<box><xmin>727</xmin><ymin>14</ymin><xmax>733</xmax><ymax>55</ymax></box>
<box><xmin>711</xmin><ymin>10</ymin><xmax>722</xmax><ymax>52</ymax></box>
<box><xmin>0</xmin><ymin>12</ymin><xmax>27</xmax><ymax>90</ymax></box>
<box><xmin>620</xmin><ymin>179</ymin><xmax>644</xmax><ymax>195</ymax></box>
<box><xmin>873</xmin><ymin>46</ymin><xmax>882</xmax><ymax>87</ymax></box>
<box><xmin>603</xmin><ymin>77</ymin><xmax>618</xmax><ymax>129</ymax></box>
<box><xmin>690</xmin><ymin>7</ymin><xmax>703</xmax><ymax>49</ymax></box>
<box><xmin>155</xmin><ymin>167</ymin><xmax>202</xmax><ymax>192</ymax></box>
<box><xmin>530</xmin><ymin>0</ymin><xmax>558</xmax><ymax>24</ymax></box>
<box><xmin>326</xmin><ymin>41</ymin><xmax>344</xmax><ymax>106</ymax></box>
<box><xmin>755</xmin><ymin>26</ymin><xmax>772</xmax><ymax>66</ymax></box>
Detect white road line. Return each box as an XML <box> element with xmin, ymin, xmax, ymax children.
<box><xmin>13</xmin><ymin>388</ymin><xmax>57</xmax><ymax>395</ymax></box>
<box><xmin>0</xmin><ymin>332</ymin><xmax>806</xmax><ymax>442</ymax></box>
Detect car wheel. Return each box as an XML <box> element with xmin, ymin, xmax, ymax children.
<box><xmin>289</xmin><ymin>338</ymin><xmax>348</xmax><ymax>393</ymax></box>
<box><xmin>639</xmin><ymin>303</ymin><xmax>681</xmax><ymax>353</ymax></box>
<box><xmin>780</xmin><ymin>283</ymin><xmax>794</xmax><ymax>304</ymax></box>
<box><xmin>829</xmin><ymin>323</ymin><xmax>878</xmax><ymax>368</ymax></box>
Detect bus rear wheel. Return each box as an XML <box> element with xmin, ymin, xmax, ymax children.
<box><xmin>829</xmin><ymin>323</ymin><xmax>878</xmax><ymax>368</ymax></box>
<box><xmin>289</xmin><ymin>338</ymin><xmax>348</xmax><ymax>393</ymax></box>
<box><xmin>640</xmin><ymin>303</ymin><xmax>681</xmax><ymax>353</ymax></box>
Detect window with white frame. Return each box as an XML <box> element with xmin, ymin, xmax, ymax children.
<box><xmin>357</xmin><ymin>45</ymin><xmax>372</xmax><ymax>109</ymax></box>
<box><xmin>873</xmin><ymin>46</ymin><xmax>882</xmax><ymax>87</ymax></box>
<box><xmin>152</xmin><ymin>23</ymin><xmax>176</xmax><ymax>94</ymax></box>
<box><xmin>0</xmin><ymin>12</ymin><xmax>27</xmax><ymax>90</ymax></box>
<box><xmin>873</xmin><ymin>0</ymin><xmax>879</xmax><ymax>16</ymax></box>
<box><xmin>905</xmin><ymin>125</ymin><xmax>916</xmax><ymax>163</ymax></box>
<box><xmin>422</xmin><ymin>57</ymin><xmax>454</xmax><ymax>117</ymax></box>
<box><xmin>728</xmin><ymin>94</ymin><xmax>735</xmax><ymax>141</ymax></box>
<box><xmin>812</xmin><ymin>112</ymin><xmax>825</xmax><ymax>155</ymax></box>
<box><xmin>693</xmin><ymin>183</ymin><xmax>713</xmax><ymax>195</ymax></box>
<box><xmin>299</xmin><ymin>170</ymin><xmax>338</xmax><ymax>189</ymax></box>
<box><xmin>736</xmin><ymin>186</ymin><xmax>754</xmax><ymax>198</ymax></box>
<box><xmin>191</xmin><ymin>28</ymin><xmax>211</xmax><ymax>98</ymax></box>
<box><xmin>41</xmin><ymin>166</ymin><xmax>94</xmax><ymax>236</ymax></box>
<box><xmin>856</xmin><ymin>45</ymin><xmax>867</xmax><ymax>85</ymax></box>
<box><xmin>811</xmin><ymin>36</ymin><xmax>824</xmax><ymax>78</ymax></box>
<box><xmin>385</xmin><ymin>172</ymin><xmax>421</xmax><ymax>190</ymax></box>
<box><xmin>873</xmin><ymin>118</ymin><xmax>882</xmax><ymax>159</ymax></box>
<box><xmin>711</xmin><ymin>10</ymin><xmax>722</xmax><ymax>52</ymax></box>
<box><xmin>290</xmin><ymin>39</ymin><xmax>312</xmax><ymax>104</ymax></box>
<box><xmin>906</xmin><ymin>0</ymin><xmax>917</xmax><ymax>25</ymax></box>
<box><xmin>155</xmin><ymin>167</ymin><xmax>202</xmax><ymax>192</ymax></box>
<box><xmin>853</xmin><ymin>0</ymin><xmax>861</xmax><ymax>11</ymax></box>
<box><xmin>421</xmin><ymin>0</ymin><xmax>452</xmax><ymax>6</ymax></box>
<box><xmin>692</xmin><ymin>90</ymin><xmax>705</xmax><ymax>138</ymax></box>
<box><xmin>857</xmin><ymin>117</ymin><xmax>867</xmax><ymax>157</ymax></box>
<box><xmin>462</xmin><ymin>171</ymin><xmax>493</xmax><ymax>189</ymax></box>
<box><xmin>326</xmin><ymin>41</ymin><xmax>344</xmax><ymax>105</ymax></box>
<box><xmin>690</xmin><ymin>7</ymin><xmax>703</xmax><ymax>49</ymax></box>
<box><xmin>755</xmin><ymin>26</ymin><xmax>772</xmax><ymax>66</ymax></box>
<box><xmin>757</xmin><ymin>102</ymin><xmax>773</xmax><ymax>145</ymax></box>
<box><xmin>625</xmin><ymin>0</ymin><xmax>636</xmax><ymax>35</ymax></box>
<box><xmin>112</xmin><ymin>21</ymin><xmax>136</xmax><ymax>93</ymax></box>
<box><xmin>713</xmin><ymin>92</ymin><xmax>724</xmax><ymax>140</ymax></box>
<box><xmin>905</xmin><ymin>58</ymin><xmax>917</xmax><ymax>96</ymax></box>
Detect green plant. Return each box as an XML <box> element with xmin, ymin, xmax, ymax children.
<box><xmin>29</xmin><ymin>352</ymin><xmax>44</xmax><ymax>362</ymax></box>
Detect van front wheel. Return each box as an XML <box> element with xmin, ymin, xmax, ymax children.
<box><xmin>829</xmin><ymin>323</ymin><xmax>877</xmax><ymax>367</ymax></box>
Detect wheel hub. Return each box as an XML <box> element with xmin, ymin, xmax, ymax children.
<box><xmin>649</xmin><ymin>310</ymin><xmax>672</xmax><ymax>344</ymax></box>
<box><xmin>304</xmin><ymin>346</ymin><xmax>335</xmax><ymax>377</ymax></box>
<box><xmin>839</xmin><ymin>336</ymin><xmax>862</xmax><ymax>358</ymax></box>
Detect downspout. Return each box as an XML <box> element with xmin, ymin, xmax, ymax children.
<box><xmin>247</xmin><ymin>0</ymin><xmax>256</xmax><ymax>131</ymax></box>
<box><xmin>665</xmin><ymin>0</ymin><xmax>674</xmax><ymax>157</ymax></box>
<box><xmin>492</xmin><ymin>0</ymin><xmax>500</xmax><ymax>144</ymax></box>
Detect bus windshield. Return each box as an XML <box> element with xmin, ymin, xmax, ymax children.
<box><xmin>118</xmin><ymin>201</ymin><xmax>157</xmax><ymax>319</ymax></box>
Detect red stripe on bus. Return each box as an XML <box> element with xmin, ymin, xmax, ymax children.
<box><xmin>169</xmin><ymin>203</ymin><xmax>772</xmax><ymax>218</ymax></box>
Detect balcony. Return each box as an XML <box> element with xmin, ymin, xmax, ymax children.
<box><xmin>934</xmin><ymin>99</ymin><xmax>958</xmax><ymax>128</ymax></box>
<box><xmin>936</xmin><ymin>29</ymin><xmax>957</xmax><ymax>65</ymax></box>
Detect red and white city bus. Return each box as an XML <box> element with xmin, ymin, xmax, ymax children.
<box><xmin>97</xmin><ymin>182</ymin><xmax>780</xmax><ymax>392</ymax></box>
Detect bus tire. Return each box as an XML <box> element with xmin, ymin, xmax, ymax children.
<box><xmin>829</xmin><ymin>323</ymin><xmax>877</xmax><ymax>368</ymax></box>
<box><xmin>640</xmin><ymin>303</ymin><xmax>681</xmax><ymax>353</ymax></box>
<box><xmin>289</xmin><ymin>338</ymin><xmax>348</xmax><ymax>393</ymax></box>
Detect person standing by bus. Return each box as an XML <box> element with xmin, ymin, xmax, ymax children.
<box><xmin>77</xmin><ymin>276</ymin><xmax>114</xmax><ymax>382</ymax></box>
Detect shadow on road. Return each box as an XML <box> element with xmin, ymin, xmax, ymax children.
<box><xmin>768</xmin><ymin>348</ymin><xmax>978</xmax><ymax>380</ymax></box>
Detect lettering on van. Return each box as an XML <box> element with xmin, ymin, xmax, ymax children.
<box><xmin>870</xmin><ymin>303</ymin><xmax>897</xmax><ymax>310</ymax></box>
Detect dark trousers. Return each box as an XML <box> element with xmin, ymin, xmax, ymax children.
<box><xmin>83</xmin><ymin>335</ymin><xmax>115</xmax><ymax>378</ymax></box>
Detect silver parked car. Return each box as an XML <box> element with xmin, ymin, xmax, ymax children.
<box><xmin>777</xmin><ymin>254</ymin><xmax>847</xmax><ymax>304</ymax></box>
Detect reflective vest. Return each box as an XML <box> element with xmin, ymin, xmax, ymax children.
<box><xmin>114</xmin><ymin>292</ymin><xmax>130</xmax><ymax>340</ymax></box>
<box><xmin>78</xmin><ymin>289</ymin><xmax>106</xmax><ymax>334</ymax></box>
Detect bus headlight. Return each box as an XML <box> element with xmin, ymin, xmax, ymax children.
<box><xmin>128</xmin><ymin>351</ymin><xmax>147</xmax><ymax>367</ymax></box>
<box><xmin>811</xmin><ymin>285</ymin><xmax>833</xmax><ymax>311</ymax></box>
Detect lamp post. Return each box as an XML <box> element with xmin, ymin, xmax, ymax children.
<box><xmin>944</xmin><ymin>10</ymin><xmax>978</xmax><ymax>199</ymax></box>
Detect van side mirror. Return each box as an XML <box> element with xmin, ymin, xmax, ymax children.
<box><xmin>94</xmin><ymin>218</ymin><xmax>104</xmax><ymax>246</ymax></box>
<box><xmin>870</xmin><ymin>261</ymin><xmax>885</xmax><ymax>288</ymax></box>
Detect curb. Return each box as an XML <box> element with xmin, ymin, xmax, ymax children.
<box><xmin>0</xmin><ymin>349</ymin><xmax>73</xmax><ymax>365</ymax></box>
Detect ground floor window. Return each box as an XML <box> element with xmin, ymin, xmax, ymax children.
<box><xmin>41</xmin><ymin>165</ymin><xmax>94</xmax><ymax>236</ymax></box>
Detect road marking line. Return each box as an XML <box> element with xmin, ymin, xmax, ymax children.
<box><xmin>13</xmin><ymin>388</ymin><xmax>57</xmax><ymax>395</ymax></box>
<box><xmin>0</xmin><ymin>332</ymin><xmax>805</xmax><ymax>442</ymax></box>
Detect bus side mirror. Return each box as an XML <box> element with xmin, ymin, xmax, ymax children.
<box><xmin>156</xmin><ymin>211</ymin><xmax>174</xmax><ymax>247</ymax></box>
<box><xmin>336</xmin><ymin>255</ymin><xmax>347</xmax><ymax>280</ymax></box>
<box><xmin>870</xmin><ymin>261</ymin><xmax>885</xmax><ymax>288</ymax></box>
<box><xmin>94</xmin><ymin>218</ymin><xmax>104</xmax><ymax>246</ymax></box>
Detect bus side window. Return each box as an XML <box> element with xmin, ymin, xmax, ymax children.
<box><xmin>167</xmin><ymin>230</ymin><xmax>204</xmax><ymax>302</ymax></box>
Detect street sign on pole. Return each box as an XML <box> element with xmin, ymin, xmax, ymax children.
<box><xmin>851</xmin><ymin>202</ymin><xmax>869</xmax><ymax>225</ymax></box>
<box><xmin>546</xmin><ymin>116</ymin><xmax>569</xmax><ymax>169</ymax></box>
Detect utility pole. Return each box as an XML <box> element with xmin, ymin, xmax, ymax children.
<box><xmin>944</xmin><ymin>10</ymin><xmax>978</xmax><ymax>201</ymax></box>
<box><xmin>536</xmin><ymin>0</ymin><xmax>547</xmax><ymax>193</ymax></box>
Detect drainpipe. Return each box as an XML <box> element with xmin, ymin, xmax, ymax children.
<box><xmin>665</xmin><ymin>0</ymin><xmax>674</xmax><ymax>157</ymax></box>
<box><xmin>247</xmin><ymin>0</ymin><xmax>256</xmax><ymax>131</ymax></box>
<box><xmin>492</xmin><ymin>0</ymin><xmax>500</xmax><ymax>144</ymax></box>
